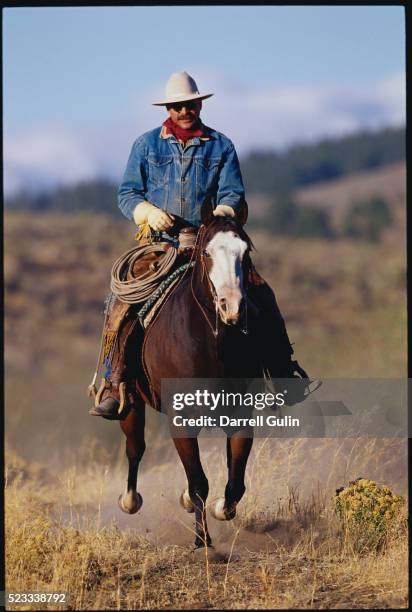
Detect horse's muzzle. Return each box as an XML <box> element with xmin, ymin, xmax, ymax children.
<box><xmin>217</xmin><ymin>293</ymin><xmax>244</xmax><ymax>325</ymax></box>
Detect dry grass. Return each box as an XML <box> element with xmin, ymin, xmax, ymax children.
<box><xmin>5</xmin><ymin>438</ymin><xmax>408</xmax><ymax>610</ymax></box>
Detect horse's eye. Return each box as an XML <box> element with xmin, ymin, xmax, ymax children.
<box><xmin>203</xmin><ymin>250</ymin><xmax>211</xmax><ymax>258</ymax></box>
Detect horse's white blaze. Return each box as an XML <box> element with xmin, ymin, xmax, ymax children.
<box><xmin>207</xmin><ymin>230</ymin><xmax>248</xmax><ymax>323</ymax></box>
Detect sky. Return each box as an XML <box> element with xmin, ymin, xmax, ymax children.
<box><xmin>3</xmin><ymin>5</ymin><xmax>406</xmax><ymax>195</ymax></box>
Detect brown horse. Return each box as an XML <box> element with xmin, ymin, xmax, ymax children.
<box><xmin>117</xmin><ymin>202</ymin><xmax>279</xmax><ymax>550</ymax></box>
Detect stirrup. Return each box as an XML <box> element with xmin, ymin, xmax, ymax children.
<box><xmin>94</xmin><ymin>378</ymin><xmax>127</xmax><ymax>415</ymax></box>
<box><xmin>87</xmin><ymin>373</ymin><xmax>98</xmax><ymax>399</ymax></box>
<box><xmin>289</xmin><ymin>361</ymin><xmax>322</xmax><ymax>402</ymax></box>
<box><xmin>264</xmin><ymin>364</ymin><xmax>322</xmax><ymax>405</ymax></box>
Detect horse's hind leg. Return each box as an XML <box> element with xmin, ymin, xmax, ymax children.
<box><xmin>211</xmin><ymin>428</ymin><xmax>253</xmax><ymax>521</ymax></box>
<box><xmin>173</xmin><ymin>436</ymin><xmax>212</xmax><ymax>549</ymax></box>
<box><xmin>118</xmin><ymin>399</ymin><xmax>146</xmax><ymax>514</ymax></box>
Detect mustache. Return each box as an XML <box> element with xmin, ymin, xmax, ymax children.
<box><xmin>178</xmin><ymin>114</ymin><xmax>195</xmax><ymax>120</ymax></box>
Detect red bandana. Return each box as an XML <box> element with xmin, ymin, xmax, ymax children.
<box><xmin>163</xmin><ymin>117</ymin><xmax>204</xmax><ymax>143</ymax></box>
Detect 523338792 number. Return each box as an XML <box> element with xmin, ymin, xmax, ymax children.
<box><xmin>6</xmin><ymin>592</ymin><xmax>68</xmax><ymax>605</ymax></box>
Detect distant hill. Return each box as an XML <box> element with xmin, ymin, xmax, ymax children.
<box><xmin>241</xmin><ymin>125</ymin><xmax>405</xmax><ymax>193</ymax></box>
<box><xmin>247</xmin><ymin>161</ymin><xmax>406</xmax><ymax>230</ymax></box>
<box><xmin>295</xmin><ymin>161</ymin><xmax>406</xmax><ymax>228</ymax></box>
<box><xmin>5</xmin><ymin>125</ymin><xmax>405</xmax><ymax>217</ymax></box>
<box><xmin>5</xmin><ymin>179</ymin><xmax>119</xmax><ymax>215</ymax></box>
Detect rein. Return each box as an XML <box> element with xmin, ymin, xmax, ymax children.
<box><xmin>190</xmin><ymin>226</ymin><xmax>219</xmax><ymax>337</ymax></box>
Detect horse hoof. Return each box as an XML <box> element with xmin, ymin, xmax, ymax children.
<box><xmin>210</xmin><ymin>497</ymin><xmax>237</xmax><ymax>521</ymax></box>
<box><xmin>180</xmin><ymin>489</ymin><xmax>195</xmax><ymax>513</ymax></box>
<box><xmin>118</xmin><ymin>490</ymin><xmax>143</xmax><ymax>514</ymax></box>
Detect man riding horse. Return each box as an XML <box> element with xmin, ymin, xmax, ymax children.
<box><xmin>90</xmin><ymin>71</ymin><xmax>307</xmax><ymax>420</ymax></box>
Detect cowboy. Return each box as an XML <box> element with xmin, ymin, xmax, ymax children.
<box><xmin>90</xmin><ymin>71</ymin><xmax>304</xmax><ymax>419</ymax></box>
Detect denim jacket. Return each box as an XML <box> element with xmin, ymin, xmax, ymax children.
<box><xmin>118</xmin><ymin>124</ymin><xmax>245</xmax><ymax>227</ymax></box>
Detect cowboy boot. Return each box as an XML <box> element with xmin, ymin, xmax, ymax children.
<box><xmin>89</xmin><ymin>304</ymin><xmax>142</xmax><ymax>420</ymax></box>
<box><xmin>89</xmin><ymin>355</ymin><xmax>129</xmax><ymax>420</ymax></box>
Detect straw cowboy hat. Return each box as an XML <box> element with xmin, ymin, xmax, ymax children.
<box><xmin>152</xmin><ymin>71</ymin><xmax>214</xmax><ymax>106</ymax></box>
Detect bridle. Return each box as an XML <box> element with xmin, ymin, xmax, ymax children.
<box><xmin>191</xmin><ymin>223</ymin><xmax>249</xmax><ymax>337</ymax></box>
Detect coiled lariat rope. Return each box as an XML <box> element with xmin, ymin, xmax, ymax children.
<box><xmin>87</xmin><ymin>238</ymin><xmax>190</xmax><ymax>398</ymax></box>
<box><xmin>110</xmin><ymin>243</ymin><xmax>178</xmax><ymax>304</ymax></box>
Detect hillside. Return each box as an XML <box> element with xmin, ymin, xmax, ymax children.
<box><xmin>295</xmin><ymin>161</ymin><xmax>406</xmax><ymax>227</ymax></box>
<box><xmin>247</xmin><ymin>161</ymin><xmax>406</xmax><ymax>232</ymax></box>
<box><xmin>5</xmin><ymin>208</ymin><xmax>406</xmax><ymax>463</ymax></box>
<box><xmin>4</xmin><ymin>167</ymin><xmax>407</xmax><ymax>611</ymax></box>
<box><xmin>241</xmin><ymin>125</ymin><xmax>405</xmax><ymax>193</ymax></box>
<box><xmin>4</xmin><ymin>210</ymin><xmax>408</xmax><ymax>610</ymax></box>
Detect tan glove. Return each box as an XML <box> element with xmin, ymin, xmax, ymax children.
<box><xmin>213</xmin><ymin>204</ymin><xmax>236</xmax><ymax>218</ymax></box>
<box><xmin>133</xmin><ymin>201</ymin><xmax>175</xmax><ymax>231</ymax></box>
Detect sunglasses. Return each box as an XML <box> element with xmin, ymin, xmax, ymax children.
<box><xmin>167</xmin><ymin>100</ymin><xmax>198</xmax><ymax>112</ymax></box>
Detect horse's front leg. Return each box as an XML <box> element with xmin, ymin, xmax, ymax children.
<box><xmin>174</xmin><ymin>436</ymin><xmax>212</xmax><ymax>549</ymax></box>
<box><xmin>118</xmin><ymin>399</ymin><xmax>146</xmax><ymax>514</ymax></box>
<box><xmin>211</xmin><ymin>428</ymin><xmax>253</xmax><ymax>520</ymax></box>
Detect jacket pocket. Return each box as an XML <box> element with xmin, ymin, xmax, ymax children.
<box><xmin>148</xmin><ymin>154</ymin><xmax>173</xmax><ymax>187</ymax></box>
<box><xmin>195</xmin><ymin>156</ymin><xmax>221</xmax><ymax>194</ymax></box>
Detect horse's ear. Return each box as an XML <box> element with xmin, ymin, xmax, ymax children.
<box><xmin>201</xmin><ymin>197</ymin><xmax>214</xmax><ymax>226</ymax></box>
<box><xmin>236</xmin><ymin>198</ymin><xmax>248</xmax><ymax>226</ymax></box>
